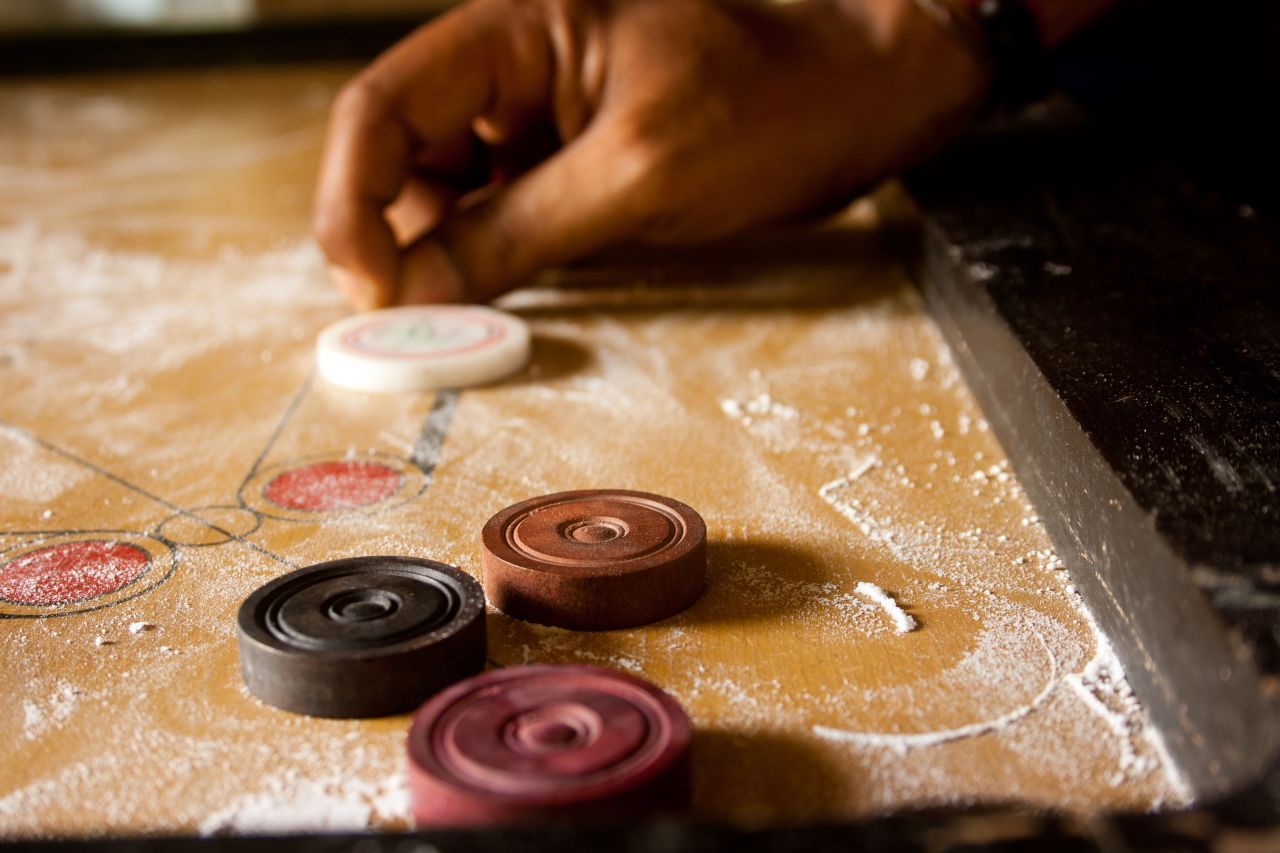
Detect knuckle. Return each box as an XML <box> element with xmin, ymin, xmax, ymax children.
<box><xmin>613</xmin><ymin>123</ymin><xmax>734</xmax><ymax>243</ymax></box>
<box><xmin>544</xmin><ymin>0</ymin><xmax>600</xmax><ymax>25</ymax></box>
<box><xmin>331</xmin><ymin>73</ymin><xmax>386</xmax><ymax>125</ymax></box>
<box><xmin>613</xmin><ymin>125</ymin><xmax>688</xmax><ymax>221</ymax></box>
<box><xmin>613</xmin><ymin>122</ymin><xmax>673</xmax><ymax>193</ymax></box>
<box><xmin>439</xmin><ymin>208</ymin><xmax>514</xmax><ymax>299</ymax></box>
<box><xmin>311</xmin><ymin>205</ymin><xmax>353</xmax><ymax>262</ymax></box>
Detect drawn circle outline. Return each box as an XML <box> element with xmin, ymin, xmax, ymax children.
<box><xmin>339</xmin><ymin>309</ymin><xmax>508</xmax><ymax>361</ymax></box>
<box><xmin>0</xmin><ymin>531</ymin><xmax>177</xmax><ymax>619</ymax></box>
<box><xmin>238</xmin><ymin>451</ymin><xmax>427</xmax><ymax>522</ymax></box>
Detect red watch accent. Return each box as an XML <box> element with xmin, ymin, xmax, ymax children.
<box><xmin>957</xmin><ymin>0</ymin><xmax>1120</xmax><ymax>48</ymax></box>
<box><xmin>938</xmin><ymin>0</ymin><xmax>1055</xmax><ymax>112</ymax></box>
<box><xmin>953</xmin><ymin>0</ymin><xmax>1049</xmax><ymax>45</ymax></box>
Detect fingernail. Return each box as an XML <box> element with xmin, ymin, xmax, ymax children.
<box><xmin>399</xmin><ymin>241</ymin><xmax>468</xmax><ymax>304</ymax></box>
<box><xmin>328</xmin><ymin>265</ymin><xmax>383</xmax><ymax>312</ymax></box>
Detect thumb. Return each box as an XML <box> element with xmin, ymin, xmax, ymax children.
<box><xmin>397</xmin><ymin>124</ymin><xmax>656</xmax><ymax>304</ymax></box>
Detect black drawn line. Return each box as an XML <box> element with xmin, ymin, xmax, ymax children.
<box><xmin>0</xmin><ymin>420</ymin><xmax>299</xmax><ymax>571</ymax></box>
<box><xmin>238</xmin><ymin>368</ymin><xmax>314</xmax><ymax>495</ymax></box>
<box><xmin>411</xmin><ymin>389</ymin><xmax>460</xmax><ymax>480</ymax></box>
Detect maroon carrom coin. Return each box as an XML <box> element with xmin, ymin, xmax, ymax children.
<box><xmin>407</xmin><ymin>664</ymin><xmax>692</xmax><ymax>826</ymax></box>
<box><xmin>481</xmin><ymin>489</ymin><xmax>707</xmax><ymax>630</ymax></box>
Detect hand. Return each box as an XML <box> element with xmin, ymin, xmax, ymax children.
<box><xmin>314</xmin><ymin>0</ymin><xmax>989</xmax><ymax>309</ymax></box>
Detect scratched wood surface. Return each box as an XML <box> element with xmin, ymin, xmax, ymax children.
<box><xmin>0</xmin><ymin>66</ymin><xmax>1183</xmax><ymax>838</ymax></box>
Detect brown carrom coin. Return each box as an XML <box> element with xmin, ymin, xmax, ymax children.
<box><xmin>481</xmin><ymin>489</ymin><xmax>707</xmax><ymax>630</ymax></box>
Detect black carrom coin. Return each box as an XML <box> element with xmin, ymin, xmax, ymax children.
<box><xmin>236</xmin><ymin>556</ymin><xmax>485</xmax><ymax>717</ymax></box>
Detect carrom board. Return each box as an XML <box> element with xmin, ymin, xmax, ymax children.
<box><xmin>0</xmin><ymin>66</ymin><xmax>1185</xmax><ymax>837</ymax></box>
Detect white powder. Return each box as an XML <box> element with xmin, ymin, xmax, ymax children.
<box><xmin>720</xmin><ymin>392</ymin><xmax>799</xmax><ymax>424</ymax></box>
<box><xmin>22</xmin><ymin>682</ymin><xmax>83</xmax><ymax>741</ymax></box>
<box><xmin>21</xmin><ymin>702</ymin><xmax>43</xmax><ymax>738</ymax></box>
<box><xmin>968</xmin><ymin>262</ymin><xmax>997</xmax><ymax>282</ymax></box>
<box><xmin>846</xmin><ymin>456</ymin><xmax>878</xmax><ymax>481</ymax></box>
<box><xmin>198</xmin><ymin>772</ymin><xmax>409</xmax><ymax>836</ymax></box>
<box><xmin>818</xmin><ymin>473</ymin><xmax>898</xmax><ymax>544</ymax></box>
<box><xmin>853</xmin><ymin>582</ymin><xmax>917</xmax><ymax>634</ymax></box>
<box><xmin>0</xmin><ymin>431</ymin><xmax>93</xmax><ymax>505</ymax></box>
<box><xmin>1065</xmin><ymin>605</ymin><xmax>1193</xmax><ymax>800</ymax></box>
<box><xmin>815</xmin><ymin>634</ymin><xmax>1058</xmax><ymax>753</ymax></box>
<box><xmin>565</xmin><ymin>647</ymin><xmax>645</xmax><ymax>673</ymax></box>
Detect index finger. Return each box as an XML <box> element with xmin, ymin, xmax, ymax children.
<box><xmin>311</xmin><ymin>1</ymin><xmax>520</xmax><ymax>308</ymax></box>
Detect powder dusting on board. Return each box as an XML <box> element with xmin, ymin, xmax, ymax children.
<box><xmin>0</xmin><ymin>69</ymin><xmax>1187</xmax><ymax>837</ymax></box>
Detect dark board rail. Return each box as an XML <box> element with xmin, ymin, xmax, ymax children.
<box><xmin>905</xmin><ymin>103</ymin><xmax>1280</xmax><ymax>802</ymax></box>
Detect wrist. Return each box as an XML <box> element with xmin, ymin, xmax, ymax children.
<box><xmin>820</xmin><ymin>0</ymin><xmax>992</xmax><ymax>171</ymax></box>
<box><xmin>876</xmin><ymin>0</ymin><xmax>992</xmax><ymax>119</ymax></box>
<box><xmin>819</xmin><ymin>0</ymin><xmax>991</xmax><ymax>106</ymax></box>
<box><xmin>775</xmin><ymin>0</ymin><xmax>992</xmax><ymax>185</ymax></box>
<box><xmin>968</xmin><ymin>0</ymin><xmax>1117</xmax><ymax>48</ymax></box>
<box><xmin>936</xmin><ymin>0</ymin><xmax>1056</xmax><ymax>113</ymax></box>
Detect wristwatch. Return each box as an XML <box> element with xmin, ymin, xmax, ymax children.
<box><xmin>915</xmin><ymin>0</ymin><xmax>1056</xmax><ymax>114</ymax></box>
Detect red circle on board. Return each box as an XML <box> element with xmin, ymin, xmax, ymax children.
<box><xmin>0</xmin><ymin>540</ymin><xmax>152</xmax><ymax>606</ymax></box>
<box><xmin>264</xmin><ymin>460</ymin><xmax>403</xmax><ymax>512</ymax></box>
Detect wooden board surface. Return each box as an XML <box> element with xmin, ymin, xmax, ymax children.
<box><xmin>0</xmin><ymin>65</ymin><xmax>1184</xmax><ymax>838</ymax></box>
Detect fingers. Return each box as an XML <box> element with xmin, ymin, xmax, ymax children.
<box><xmin>313</xmin><ymin>0</ymin><xmax>548</xmax><ymax>309</ymax></box>
<box><xmin>397</xmin><ymin>123</ymin><xmax>655</xmax><ymax>304</ymax></box>
<box><xmin>314</xmin><ymin>86</ymin><xmax>410</xmax><ymax>310</ymax></box>
<box><xmin>385</xmin><ymin>176</ymin><xmax>461</xmax><ymax>246</ymax></box>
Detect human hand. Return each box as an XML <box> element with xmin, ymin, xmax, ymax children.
<box><xmin>314</xmin><ymin>0</ymin><xmax>989</xmax><ymax>309</ymax></box>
